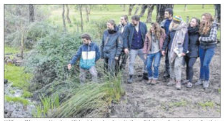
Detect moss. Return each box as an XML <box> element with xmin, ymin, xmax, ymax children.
<box><xmin>5</xmin><ymin>95</ymin><xmax>29</xmax><ymax>106</ymax></box>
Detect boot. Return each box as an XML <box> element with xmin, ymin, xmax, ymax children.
<box><xmin>176</xmin><ymin>80</ymin><xmax>181</xmax><ymax>90</ymax></box>
<box><xmin>128</xmin><ymin>75</ymin><xmax>133</xmax><ymax>84</ymax></box>
<box><xmin>142</xmin><ymin>73</ymin><xmax>148</xmax><ymax>80</ymax></box>
<box><xmin>167</xmin><ymin>78</ymin><xmax>175</xmax><ymax>86</ymax></box>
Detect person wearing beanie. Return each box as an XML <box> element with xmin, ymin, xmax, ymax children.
<box><xmin>162</xmin><ymin>15</ymin><xmax>189</xmax><ymax>90</ymax></box>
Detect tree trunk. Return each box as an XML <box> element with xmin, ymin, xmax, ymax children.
<box><xmin>85</xmin><ymin>5</ymin><xmax>89</xmax><ymax>22</ymax></box>
<box><xmin>20</xmin><ymin>29</ymin><xmax>24</xmax><ymax>59</ymax></box>
<box><xmin>66</xmin><ymin>5</ymin><xmax>71</xmax><ymax>24</ymax></box>
<box><xmin>139</xmin><ymin>4</ymin><xmax>148</xmax><ymax>17</ymax></box>
<box><xmin>29</xmin><ymin>4</ymin><xmax>34</xmax><ymax>22</ymax></box>
<box><xmin>128</xmin><ymin>4</ymin><xmax>135</xmax><ymax>16</ymax></box>
<box><xmin>146</xmin><ymin>5</ymin><xmax>154</xmax><ymax>23</ymax></box>
<box><xmin>184</xmin><ymin>4</ymin><xmax>187</xmax><ymax>11</ymax></box>
<box><xmin>156</xmin><ymin>4</ymin><xmax>174</xmax><ymax>23</ymax></box>
<box><xmin>79</xmin><ymin>5</ymin><xmax>84</xmax><ymax>32</ymax></box>
<box><xmin>134</xmin><ymin>5</ymin><xmax>140</xmax><ymax>15</ymax></box>
<box><xmin>62</xmin><ymin>5</ymin><xmax>67</xmax><ymax>32</ymax></box>
<box><xmin>215</xmin><ymin>4</ymin><xmax>220</xmax><ymax>23</ymax></box>
<box><xmin>123</xmin><ymin>5</ymin><xmax>126</xmax><ymax>11</ymax></box>
<box><xmin>202</xmin><ymin>4</ymin><xmax>205</xmax><ymax>9</ymax></box>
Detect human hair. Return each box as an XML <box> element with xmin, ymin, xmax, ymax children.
<box><xmin>107</xmin><ymin>19</ymin><xmax>116</xmax><ymax>27</ymax></box>
<box><xmin>189</xmin><ymin>17</ymin><xmax>200</xmax><ymax>27</ymax></box>
<box><xmin>199</xmin><ymin>13</ymin><xmax>214</xmax><ymax>35</ymax></box>
<box><xmin>122</xmin><ymin>15</ymin><xmax>128</xmax><ymax>22</ymax></box>
<box><xmin>165</xmin><ymin>8</ymin><xmax>173</xmax><ymax>17</ymax></box>
<box><xmin>148</xmin><ymin>22</ymin><xmax>165</xmax><ymax>39</ymax></box>
<box><xmin>131</xmin><ymin>15</ymin><xmax>140</xmax><ymax>21</ymax></box>
<box><xmin>81</xmin><ymin>33</ymin><xmax>91</xmax><ymax>40</ymax></box>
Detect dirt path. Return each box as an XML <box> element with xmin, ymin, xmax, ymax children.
<box><xmin>110</xmin><ymin>44</ymin><xmax>221</xmax><ymax>118</ymax></box>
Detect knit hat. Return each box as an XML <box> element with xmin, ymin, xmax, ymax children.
<box><xmin>173</xmin><ymin>16</ymin><xmax>182</xmax><ymax>23</ymax></box>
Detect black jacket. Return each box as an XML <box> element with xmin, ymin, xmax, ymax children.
<box><xmin>187</xmin><ymin>26</ymin><xmax>200</xmax><ymax>57</ymax></box>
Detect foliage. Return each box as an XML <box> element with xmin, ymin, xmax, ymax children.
<box><xmin>5</xmin><ymin>95</ymin><xmax>29</xmax><ymax>106</ymax></box>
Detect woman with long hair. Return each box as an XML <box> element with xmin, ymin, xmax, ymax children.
<box><xmin>143</xmin><ymin>22</ymin><xmax>166</xmax><ymax>85</ymax></box>
<box><xmin>195</xmin><ymin>13</ymin><xmax>218</xmax><ymax>89</ymax></box>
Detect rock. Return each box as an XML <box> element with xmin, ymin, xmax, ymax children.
<box><xmin>4</xmin><ymin>79</ymin><xmax>8</xmax><ymax>84</ymax></box>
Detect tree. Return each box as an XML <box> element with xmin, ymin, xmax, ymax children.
<box><xmin>62</xmin><ymin>5</ymin><xmax>67</xmax><ymax>32</ymax></box>
<box><xmin>134</xmin><ymin>5</ymin><xmax>140</xmax><ymax>15</ymax></box>
<box><xmin>29</xmin><ymin>4</ymin><xmax>34</xmax><ymax>22</ymax></box>
<box><xmin>66</xmin><ymin>5</ymin><xmax>71</xmax><ymax>24</ymax></box>
<box><xmin>128</xmin><ymin>4</ymin><xmax>135</xmax><ymax>16</ymax></box>
<box><xmin>85</xmin><ymin>5</ymin><xmax>90</xmax><ymax>22</ymax></box>
<box><xmin>123</xmin><ymin>4</ymin><xmax>126</xmax><ymax>11</ymax></box>
<box><xmin>184</xmin><ymin>4</ymin><xmax>187</xmax><ymax>11</ymax></box>
<box><xmin>156</xmin><ymin>4</ymin><xmax>174</xmax><ymax>23</ymax></box>
<box><xmin>202</xmin><ymin>4</ymin><xmax>205</xmax><ymax>9</ymax></box>
<box><xmin>79</xmin><ymin>5</ymin><xmax>84</xmax><ymax>32</ymax></box>
<box><xmin>214</xmin><ymin>4</ymin><xmax>220</xmax><ymax>23</ymax></box>
<box><xmin>146</xmin><ymin>5</ymin><xmax>155</xmax><ymax>23</ymax></box>
<box><xmin>139</xmin><ymin>4</ymin><xmax>148</xmax><ymax>17</ymax></box>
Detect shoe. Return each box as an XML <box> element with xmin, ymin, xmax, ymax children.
<box><xmin>203</xmin><ymin>81</ymin><xmax>210</xmax><ymax>89</ymax></box>
<box><xmin>176</xmin><ymin>80</ymin><xmax>181</xmax><ymax>90</ymax></box>
<box><xmin>146</xmin><ymin>79</ymin><xmax>152</xmax><ymax>85</ymax></box>
<box><xmin>186</xmin><ymin>82</ymin><xmax>193</xmax><ymax>88</ymax></box>
<box><xmin>142</xmin><ymin>73</ymin><xmax>148</xmax><ymax>80</ymax></box>
<box><xmin>163</xmin><ymin>71</ymin><xmax>170</xmax><ymax>78</ymax></box>
<box><xmin>151</xmin><ymin>79</ymin><xmax>157</xmax><ymax>85</ymax></box>
<box><xmin>195</xmin><ymin>79</ymin><xmax>203</xmax><ymax>86</ymax></box>
<box><xmin>182</xmin><ymin>80</ymin><xmax>189</xmax><ymax>85</ymax></box>
<box><xmin>167</xmin><ymin>79</ymin><xmax>175</xmax><ymax>86</ymax></box>
<box><xmin>128</xmin><ymin>75</ymin><xmax>133</xmax><ymax>84</ymax></box>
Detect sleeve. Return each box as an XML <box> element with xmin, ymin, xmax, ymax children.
<box><xmin>116</xmin><ymin>34</ymin><xmax>123</xmax><ymax>57</ymax></box>
<box><xmin>95</xmin><ymin>44</ymin><xmax>101</xmax><ymax>61</ymax></box>
<box><xmin>199</xmin><ymin>26</ymin><xmax>217</xmax><ymax>42</ymax></box>
<box><xmin>162</xmin><ymin>32</ymin><xmax>170</xmax><ymax>51</ymax></box>
<box><xmin>69</xmin><ymin>46</ymin><xmax>82</xmax><ymax>65</ymax></box>
<box><xmin>183</xmin><ymin>32</ymin><xmax>189</xmax><ymax>54</ymax></box>
<box><xmin>123</xmin><ymin>26</ymin><xmax>128</xmax><ymax>48</ymax></box>
<box><xmin>142</xmin><ymin>34</ymin><xmax>149</xmax><ymax>54</ymax></box>
<box><xmin>100</xmin><ymin>33</ymin><xmax>105</xmax><ymax>59</ymax></box>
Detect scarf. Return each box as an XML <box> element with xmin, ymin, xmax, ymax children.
<box><xmin>169</xmin><ymin>21</ymin><xmax>188</xmax><ymax>63</ymax></box>
<box><xmin>188</xmin><ymin>26</ymin><xmax>199</xmax><ymax>35</ymax></box>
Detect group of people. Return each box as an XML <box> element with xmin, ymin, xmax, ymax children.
<box><xmin>68</xmin><ymin>8</ymin><xmax>218</xmax><ymax>90</ymax></box>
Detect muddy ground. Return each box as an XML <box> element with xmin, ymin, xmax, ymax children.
<box><xmin>110</xmin><ymin>44</ymin><xmax>221</xmax><ymax>118</ymax></box>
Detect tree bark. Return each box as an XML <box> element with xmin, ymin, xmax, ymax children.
<box><xmin>79</xmin><ymin>5</ymin><xmax>84</xmax><ymax>32</ymax></box>
<box><xmin>66</xmin><ymin>5</ymin><xmax>71</xmax><ymax>24</ymax></box>
<box><xmin>139</xmin><ymin>4</ymin><xmax>148</xmax><ymax>17</ymax></box>
<box><xmin>62</xmin><ymin>5</ymin><xmax>67</xmax><ymax>32</ymax></box>
<box><xmin>184</xmin><ymin>4</ymin><xmax>187</xmax><ymax>11</ymax></box>
<box><xmin>128</xmin><ymin>4</ymin><xmax>135</xmax><ymax>16</ymax></box>
<box><xmin>146</xmin><ymin>5</ymin><xmax>154</xmax><ymax>23</ymax></box>
<box><xmin>156</xmin><ymin>4</ymin><xmax>174</xmax><ymax>23</ymax></box>
<box><xmin>29</xmin><ymin>4</ymin><xmax>34</xmax><ymax>22</ymax></box>
<box><xmin>134</xmin><ymin>5</ymin><xmax>140</xmax><ymax>15</ymax></box>
<box><xmin>215</xmin><ymin>4</ymin><xmax>220</xmax><ymax>23</ymax></box>
<box><xmin>123</xmin><ymin>4</ymin><xmax>126</xmax><ymax>11</ymax></box>
<box><xmin>202</xmin><ymin>4</ymin><xmax>205</xmax><ymax>9</ymax></box>
<box><xmin>85</xmin><ymin>5</ymin><xmax>90</xmax><ymax>22</ymax></box>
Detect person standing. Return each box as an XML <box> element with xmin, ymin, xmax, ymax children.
<box><xmin>195</xmin><ymin>13</ymin><xmax>218</xmax><ymax>89</ymax></box>
<box><xmin>183</xmin><ymin>17</ymin><xmax>200</xmax><ymax>88</ymax></box>
<box><xmin>124</xmin><ymin>15</ymin><xmax>148</xmax><ymax>84</ymax></box>
<box><xmin>160</xmin><ymin>8</ymin><xmax>173</xmax><ymax>79</ymax></box>
<box><xmin>162</xmin><ymin>16</ymin><xmax>189</xmax><ymax>90</ymax></box>
<box><xmin>68</xmin><ymin>34</ymin><xmax>100</xmax><ymax>84</ymax></box>
<box><xmin>143</xmin><ymin>22</ymin><xmax>166</xmax><ymax>85</ymax></box>
<box><xmin>101</xmin><ymin>20</ymin><xmax>123</xmax><ymax>77</ymax></box>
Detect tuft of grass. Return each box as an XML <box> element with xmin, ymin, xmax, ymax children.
<box><xmin>5</xmin><ymin>95</ymin><xmax>29</xmax><ymax>106</ymax></box>
<box><xmin>52</xmin><ymin>73</ymin><xmax>125</xmax><ymax>118</ymax></box>
<box><xmin>198</xmin><ymin>101</ymin><xmax>214</xmax><ymax>109</ymax></box>
<box><xmin>169</xmin><ymin>100</ymin><xmax>187</xmax><ymax>107</ymax></box>
<box><xmin>22</xmin><ymin>90</ymin><xmax>33</xmax><ymax>98</ymax></box>
<box><xmin>4</xmin><ymin>45</ymin><xmax>20</xmax><ymax>54</ymax></box>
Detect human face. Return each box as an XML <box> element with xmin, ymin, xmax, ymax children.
<box><xmin>131</xmin><ymin>19</ymin><xmax>138</xmax><ymax>26</ymax></box>
<box><xmin>82</xmin><ymin>38</ymin><xmax>89</xmax><ymax>45</ymax></box>
<box><xmin>107</xmin><ymin>22</ymin><xmax>114</xmax><ymax>30</ymax></box>
<box><xmin>164</xmin><ymin>11</ymin><xmax>171</xmax><ymax>19</ymax></box>
<box><xmin>120</xmin><ymin>17</ymin><xmax>126</xmax><ymax>25</ymax></box>
<box><xmin>201</xmin><ymin>15</ymin><xmax>206</xmax><ymax>23</ymax></box>
<box><xmin>190</xmin><ymin>18</ymin><xmax>197</xmax><ymax>27</ymax></box>
<box><xmin>150</xmin><ymin>27</ymin><xmax>155</xmax><ymax>34</ymax></box>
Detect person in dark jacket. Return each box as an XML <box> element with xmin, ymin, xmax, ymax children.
<box><xmin>183</xmin><ymin>17</ymin><xmax>200</xmax><ymax>88</ymax></box>
<box><xmin>123</xmin><ymin>15</ymin><xmax>148</xmax><ymax>83</ymax></box>
<box><xmin>116</xmin><ymin>15</ymin><xmax>130</xmax><ymax>71</ymax></box>
<box><xmin>195</xmin><ymin>13</ymin><xmax>218</xmax><ymax>89</ymax></box>
<box><xmin>162</xmin><ymin>16</ymin><xmax>189</xmax><ymax>90</ymax></box>
<box><xmin>68</xmin><ymin>34</ymin><xmax>100</xmax><ymax>84</ymax></box>
<box><xmin>101</xmin><ymin>20</ymin><xmax>123</xmax><ymax>77</ymax></box>
<box><xmin>160</xmin><ymin>8</ymin><xmax>173</xmax><ymax>79</ymax></box>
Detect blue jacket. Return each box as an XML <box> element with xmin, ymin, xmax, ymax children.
<box><xmin>100</xmin><ymin>27</ymin><xmax>123</xmax><ymax>59</ymax></box>
<box><xmin>117</xmin><ymin>22</ymin><xmax>130</xmax><ymax>48</ymax></box>
<box><xmin>70</xmin><ymin>42</ymin><xmax>100</xmax><ymax>69</ymax></box>
<box><xmin>162</xmin><ymin>29</ymin><xmax>189</xmax><ymax>54</ymax></box>
<box><xmin>187</xmin><ymin>26</ymin><xmax>200</xmax><ymax>57</ymax></box>
<box><xmin>123</xmin><ymin>21</ymin><xmax>147</xmax><ymax>49</ymax></box>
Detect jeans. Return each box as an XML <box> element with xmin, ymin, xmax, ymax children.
<box><xmin>104</xmin><ymin>57</ymin><xmax>116</xmax><ymax>77</ymax></box>
<box><xmin>129</xmin><ymin>49</ymin><xmax>147</xmax><ymax>75</ymax></box>
<box><xmin>199</xmin><ymin>45</ymin><xmax>216</xmax><ymax>81</ymax></box>
<box><xmin>80</xmin><ymin>66</ymin><xmax>98</xmax><ymax>84</ymax></box>
<box><xmin>164</xmin><ymin>49</ymin><xmax>170</xmax><ymax>75</ymax></box>
<box><xmin>146</xmin><ymin>51</ymin><xmax>161</xmax><ymax>80</ymax></box>
<box><xmin>185</xmin><ymin>56</ymin><xmax>197</xmax><ymax>82</ymax></box>
<box><xmin>115</xmin><ymin>51</ymin><xmax>128</xmax><ymax>72</ymax></box>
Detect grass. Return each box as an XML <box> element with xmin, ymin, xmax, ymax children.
<box><xmin>5</xmin><ymin>95</ymin><xmax>29</xmax><ymax>106</ymax></box>
<box><xmin>169</xmin><ymin>100</ymin><xmax>187</xmax><ymax>107</ymax></box>
<box><xmin>22</xmin><ymin>90</ymin><xmax>33</xmax><ymax>98</ymax></box>
<box><xmin>198</xmin><ymin>101</ymin><xmax>214</xmax><ymax>109</ymax></box>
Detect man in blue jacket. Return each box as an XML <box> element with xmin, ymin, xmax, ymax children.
<box><xmin>124</xmin><ymin>15</ymin><xmax>148</xmax><ymax>84</ymax></box>
<box><xmin>68</xmin><ymin>34</ymin><xmax>100</xmax><ymax>84</ymax></box>
<box><xmin>101</xmin><ymin>20</ymin><xmax>123</xmax><ymax>77</ymax></box>
<box><xmin>160</xmin><ymin>8</ymin><xmax>173</xmax><ymax>79</ymax></box>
